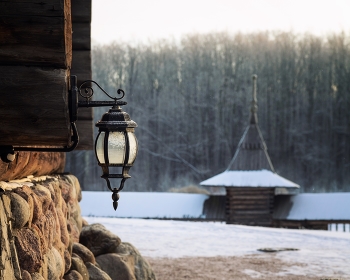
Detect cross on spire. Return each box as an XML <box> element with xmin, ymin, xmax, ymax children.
<box><xmin>250</xmin><ymin>74</ymin><xmax>258</xmax><ymax>124</ymax></box>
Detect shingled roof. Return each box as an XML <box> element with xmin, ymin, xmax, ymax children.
<box><xmin>226</xmin><ymin>74</ymin><xmax>274</xmax><ymax>172</ymax></box>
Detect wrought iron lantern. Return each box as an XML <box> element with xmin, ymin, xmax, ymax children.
<box><xmin>74</xmin><ymin>76</ymin><xmax>139</xmax><ymax>210</ymax></box>
<box><xmin>94</xmin><ymin>103</ymin><xmax>138</xmax><ymax>210</ymax></box>
<box><xmin>0</xmin><ymin>76</ymin><xmax>138</xmax><ymax>210</ymax></box>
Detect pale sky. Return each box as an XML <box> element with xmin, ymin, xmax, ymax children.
<box><xmin>92</xmin><ymin>0</ymin><xmax>350</xmax><ymax>45</ymax></box>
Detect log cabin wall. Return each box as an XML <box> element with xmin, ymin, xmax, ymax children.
<box><xmin>225</xmin><ymin>187</ymin><xmax>275</xmax><ymax>226</ymax></box>
<box><xmin>71</xmin><ymin>0</ymin><xmax>93</xmax><ymax>150</ymax></box>
<box><xmin>0</xmin><ymin>0</ymin><xmax>72</xmax><ymax>147</ymax></box>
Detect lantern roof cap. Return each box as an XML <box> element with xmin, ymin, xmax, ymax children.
<box><xmin>96</xmin><ymin>106</ymin><xmax>137</xmax><ymax>130</ymax></box>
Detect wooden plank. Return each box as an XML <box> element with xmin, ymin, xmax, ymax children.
<box><xmin>0</xmin><ymin>0</ymin><xmax>72</xmax><ymax>68</ymax></box>
<box><xmin>272</xmin><ymin>220</ymin><xmax>330</xmax><ymax>230</ymax></box>
<box><xmin>72</xmin><ymin>22</ymin><xmax>91</xmax><ymax>50</ymax></box>
<box><xmin>71</xmin><ymin>50</ymin><xmax>93</xmax><ymax>150</ymax></box>
<box><xmin>228</xmin><ymin>196</ymin><xmax>272</xmax><ymax>201</ymax></box>
<box><xmin>75</xmin><ymin>120</ymin><xmax>93</xmax><ymax>150</ymax></box>
<box><xmin>0</xmin><ymin>66</ymin><xmax>71</xmax><ymax>146</ymax></box>
<box><xmin>229</xmin><ymin>192</ymin><xmax>273</xmax><ymax>196</ymax></box>
<box><xmin>227</xmin><ymin>215</ymin><xmax>272</xmax><ymax>221</ymax></box>
<box><xmin>229</xmin><ymin>216</ymin><xmax>272</xmax><ymax>222</ymax></box>
<box><xmin>227</xmin><ymin>189</ymin><xmax>274</xmax><ymax>195</ymax></box>
<box><xmin>0</xmin><ymin>0</ymin><xmax>65</xmax><ymax>17</ymax></box>
<box><xmin>228</xmin><ymin>197</ymin><xmax>272</xmax><ymax>202</ymax></box>
<box><xmin>227</xmin><ymin>195</ymin><xmax>272</xmax><ymax>200</ymax></box>
<box><xmin>227</xmin><ymin>205</ymin><xmax>274</xmax><ymax>211</ymax></box>
<box><xmin>227</xmin><ymin>202</ymin><xmax>272</xmax><ymax>207</ymax></box>
<box><xmin>71</xmin><ymin>50</ymin><xmax>92</xmax><ymax>120</ymax></box>
<box><xmin>71</xmin><ymin>0</ymin><xmax>91</xmax><ymax>23</ymax></box>
<box><xmin>228</xmin><ymin>202</ymin><xmax>272</xmax><ymax>206</ymax></box>
<box><xmin>228</xmin><ymin>218</ymin><xmax>272</xmax><ymax>224</ymax></box>
<box><xmin>228</xmin><ymin>187</ymin><xmax>274</xmax><ymax>190</ymax></box>
<box><xmin>230</xmin><ymin>210</ymin><xmax>272</xmax><ymax>215</ymax></box>
<box><xmin>227</xmin><ymin>187</ymin><xmax>274</xmax><ymax>192</ymax></box>
<box><xmin>227</xmin><ymin>220</ymin><xmax>272</xmax><ymax>226</ymax></box>
<box><xmin>227</xmin><ymin>209</ymin><xmax>273</xmax><ymax>214</ymax></box>
<box><xmin>228</xmin><ymin>187</ymin><xmax>274</xmax><ymax>192</ymax></box>
<box><xmin>227</xmin><ymin>194</ymin><xmax>272</xmax><ymax>198</ymax></box>
<box><xmin>71</xmin><ymin>50</ymin><xmax>92</xmax><ymax>88</ymax></box>
<box><xmin>228</xmin><ymin>205</ymin><xmax>272</xmax><ymax>210</ymax></box>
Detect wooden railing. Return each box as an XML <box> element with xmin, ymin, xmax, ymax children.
<box><xmin>328</xmin><ymin>223</ymin><xmax>350</xmax><ymax>232</ymax></box>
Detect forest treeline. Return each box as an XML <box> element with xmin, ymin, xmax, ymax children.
<box><xmin>66</xmin><ymin>31</ymin><xmax>350</xmax><ymax>193</ymax></box>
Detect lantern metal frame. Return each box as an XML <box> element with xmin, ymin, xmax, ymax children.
<box><xmin>0</xmin><ymin>75</ymin><xmax>138</xmax><ymax>210</ymax></box>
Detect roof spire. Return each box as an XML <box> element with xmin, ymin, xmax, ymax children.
<box><xmin>250</xmin><ymin>74</ymin><xmax>258</xmax><ymax>124</ymax></box>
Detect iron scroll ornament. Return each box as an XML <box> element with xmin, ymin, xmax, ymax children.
<box><xmin>78</xmin><ymin>80</ymin><xmax>125</xmax><ymax>101</ymax></box>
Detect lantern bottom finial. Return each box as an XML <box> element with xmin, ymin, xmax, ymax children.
<box><xmin>113</xmin><ymin>201</ymin><xmax>118</xmax><ymax>211</ymax></box>
<box><xmin>112</xmin><ymin>191</ymin><xmax>120</xmax><ymax>211</ymax></box>
<box><xmin>103</xmin><ymin>177</ymin><xmax>128</xmax><ymax>210</ymax></box>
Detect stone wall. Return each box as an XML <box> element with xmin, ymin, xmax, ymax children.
<box><xmin>0</xmin><ymin>174</ymin><xmax>156</xmax><ymax>280</ymax></box>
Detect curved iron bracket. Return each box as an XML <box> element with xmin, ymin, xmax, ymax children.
<box><xmin>0</xmin><ymin>122</ymin><xmax>79</xmax><ymax>162</ymax></box>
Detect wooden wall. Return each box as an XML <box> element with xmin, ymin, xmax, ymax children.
<box><xmin>202</xmin><ymin>195</ymin><xmax>226</xmax><ymax>220</ymax></box>
<box><xmin>0</xmin><ymin>0</ymin><xmax>93</xmax><ymax>149</ymax></box>
<box><xmin>71</xmin><ymin>0</ymin><xmax>93</xmax><ymax>150</ymax></box>
<box><xmin>0</xmin><ymin>0</ymin><xmax>72</xmax><ymax>147</ymax></box>
<box><xmin>225</xmin><ymin>187</ymin><xmax>275</xmax><ymax>226</ymax></box>
<box><xmin>272</xmin><ymin>220</ymin><xmax>329</xmax><ymax>230</ymax></box>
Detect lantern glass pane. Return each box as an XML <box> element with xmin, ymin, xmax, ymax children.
<box><xmin>127</xmin><ymin>132</ymin><xmax>138</xmax><ymax>164</ymax></box>
<box><xmin>108</xmin><ymin>131</ymin><xmax>126</xmax><ymax>164</ymax></box>
<box><xmin>95</xmin><ymin>132</ymin><xmax>105</xmax><ymax>164</ymax></box>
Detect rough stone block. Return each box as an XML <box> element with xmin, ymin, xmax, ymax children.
<box><xmin>79</xmin><ymin>223</ymin><xmax>121</xmax><ymax>257</ymax></box>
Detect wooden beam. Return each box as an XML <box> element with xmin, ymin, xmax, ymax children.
<box><xmin>227</xmin><ymin>187</ymin><xmax>275</xmax><ymax>194</ymax></box>
<box><xmin>227</xmin><ymin>199</ymin><xmax>272</xmax><ymax>205</ymax></box>
<box><xmin>0</xmin><ymin>66</ymin><xmax>71</xmax><ymax>146</ymax></box>
<box><xmin>71</xmin><ymin>0</ymin><xmax>93</xmax><ymax>150</ymax></box>
<box><xmin>71</xmin><ymin>51</ymin><xmax>93</xmax><ymax>121</ymax></box>
<box><xmin>227</xmin><ymin>195</ymin><xmax>272</xmax><ymax>200</ymax></box>
<box><xmin>71</xmin><ymin>0</ymin><xmax>91</xmax><ymax>23</ymax></box>
<box><xmin>72</xmin><ymin>23</ymin><xmax>91</xmax><ymax>50</ymax></box>
<box><xmin>75</xmin><ymin>120</ymin><xmax>94</xmax><ymax>150</ymax></box>
<box><xmin>71</xmin><ymin>50</ymin><xmax>92</xmax><ymax>87</ymax></box>
<box><xmin>0</xmin><ymin>0</ymin><xmax>68</xmax><ymax>16</ymax></box>
<box><xmin>272</xmin><ymin>219</ymin><xmax>331</xmax><ymax>230</ymax></box>
<box><xmin>71</xmin><ymin>50</ymin><xmax>93</xmax><ymax>150</ymax></box>
<box><xmin>0</xmin><ymin>0</ymin><xmax>72</xmax><ymax>68</ymax></box>
<box><xmin>0</xmin><ymin>152</ymin><xmax>65</xmax><ymax>181</ymax></box>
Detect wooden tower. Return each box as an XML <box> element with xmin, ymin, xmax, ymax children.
<box><xmin>201</xmin><ymin>75</ymin><xmax>299</xmax><ymax>226</ymax></box>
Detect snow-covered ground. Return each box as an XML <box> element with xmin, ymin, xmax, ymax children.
<box><xmin>81</xmin><ymin>191</ymin><xmax>350</xmax><ymax>277</ymax></box>
<box><xmin>85</xmin><ymin>217</ymin><xmax>350</xmax><ymax>277</ymax></box>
